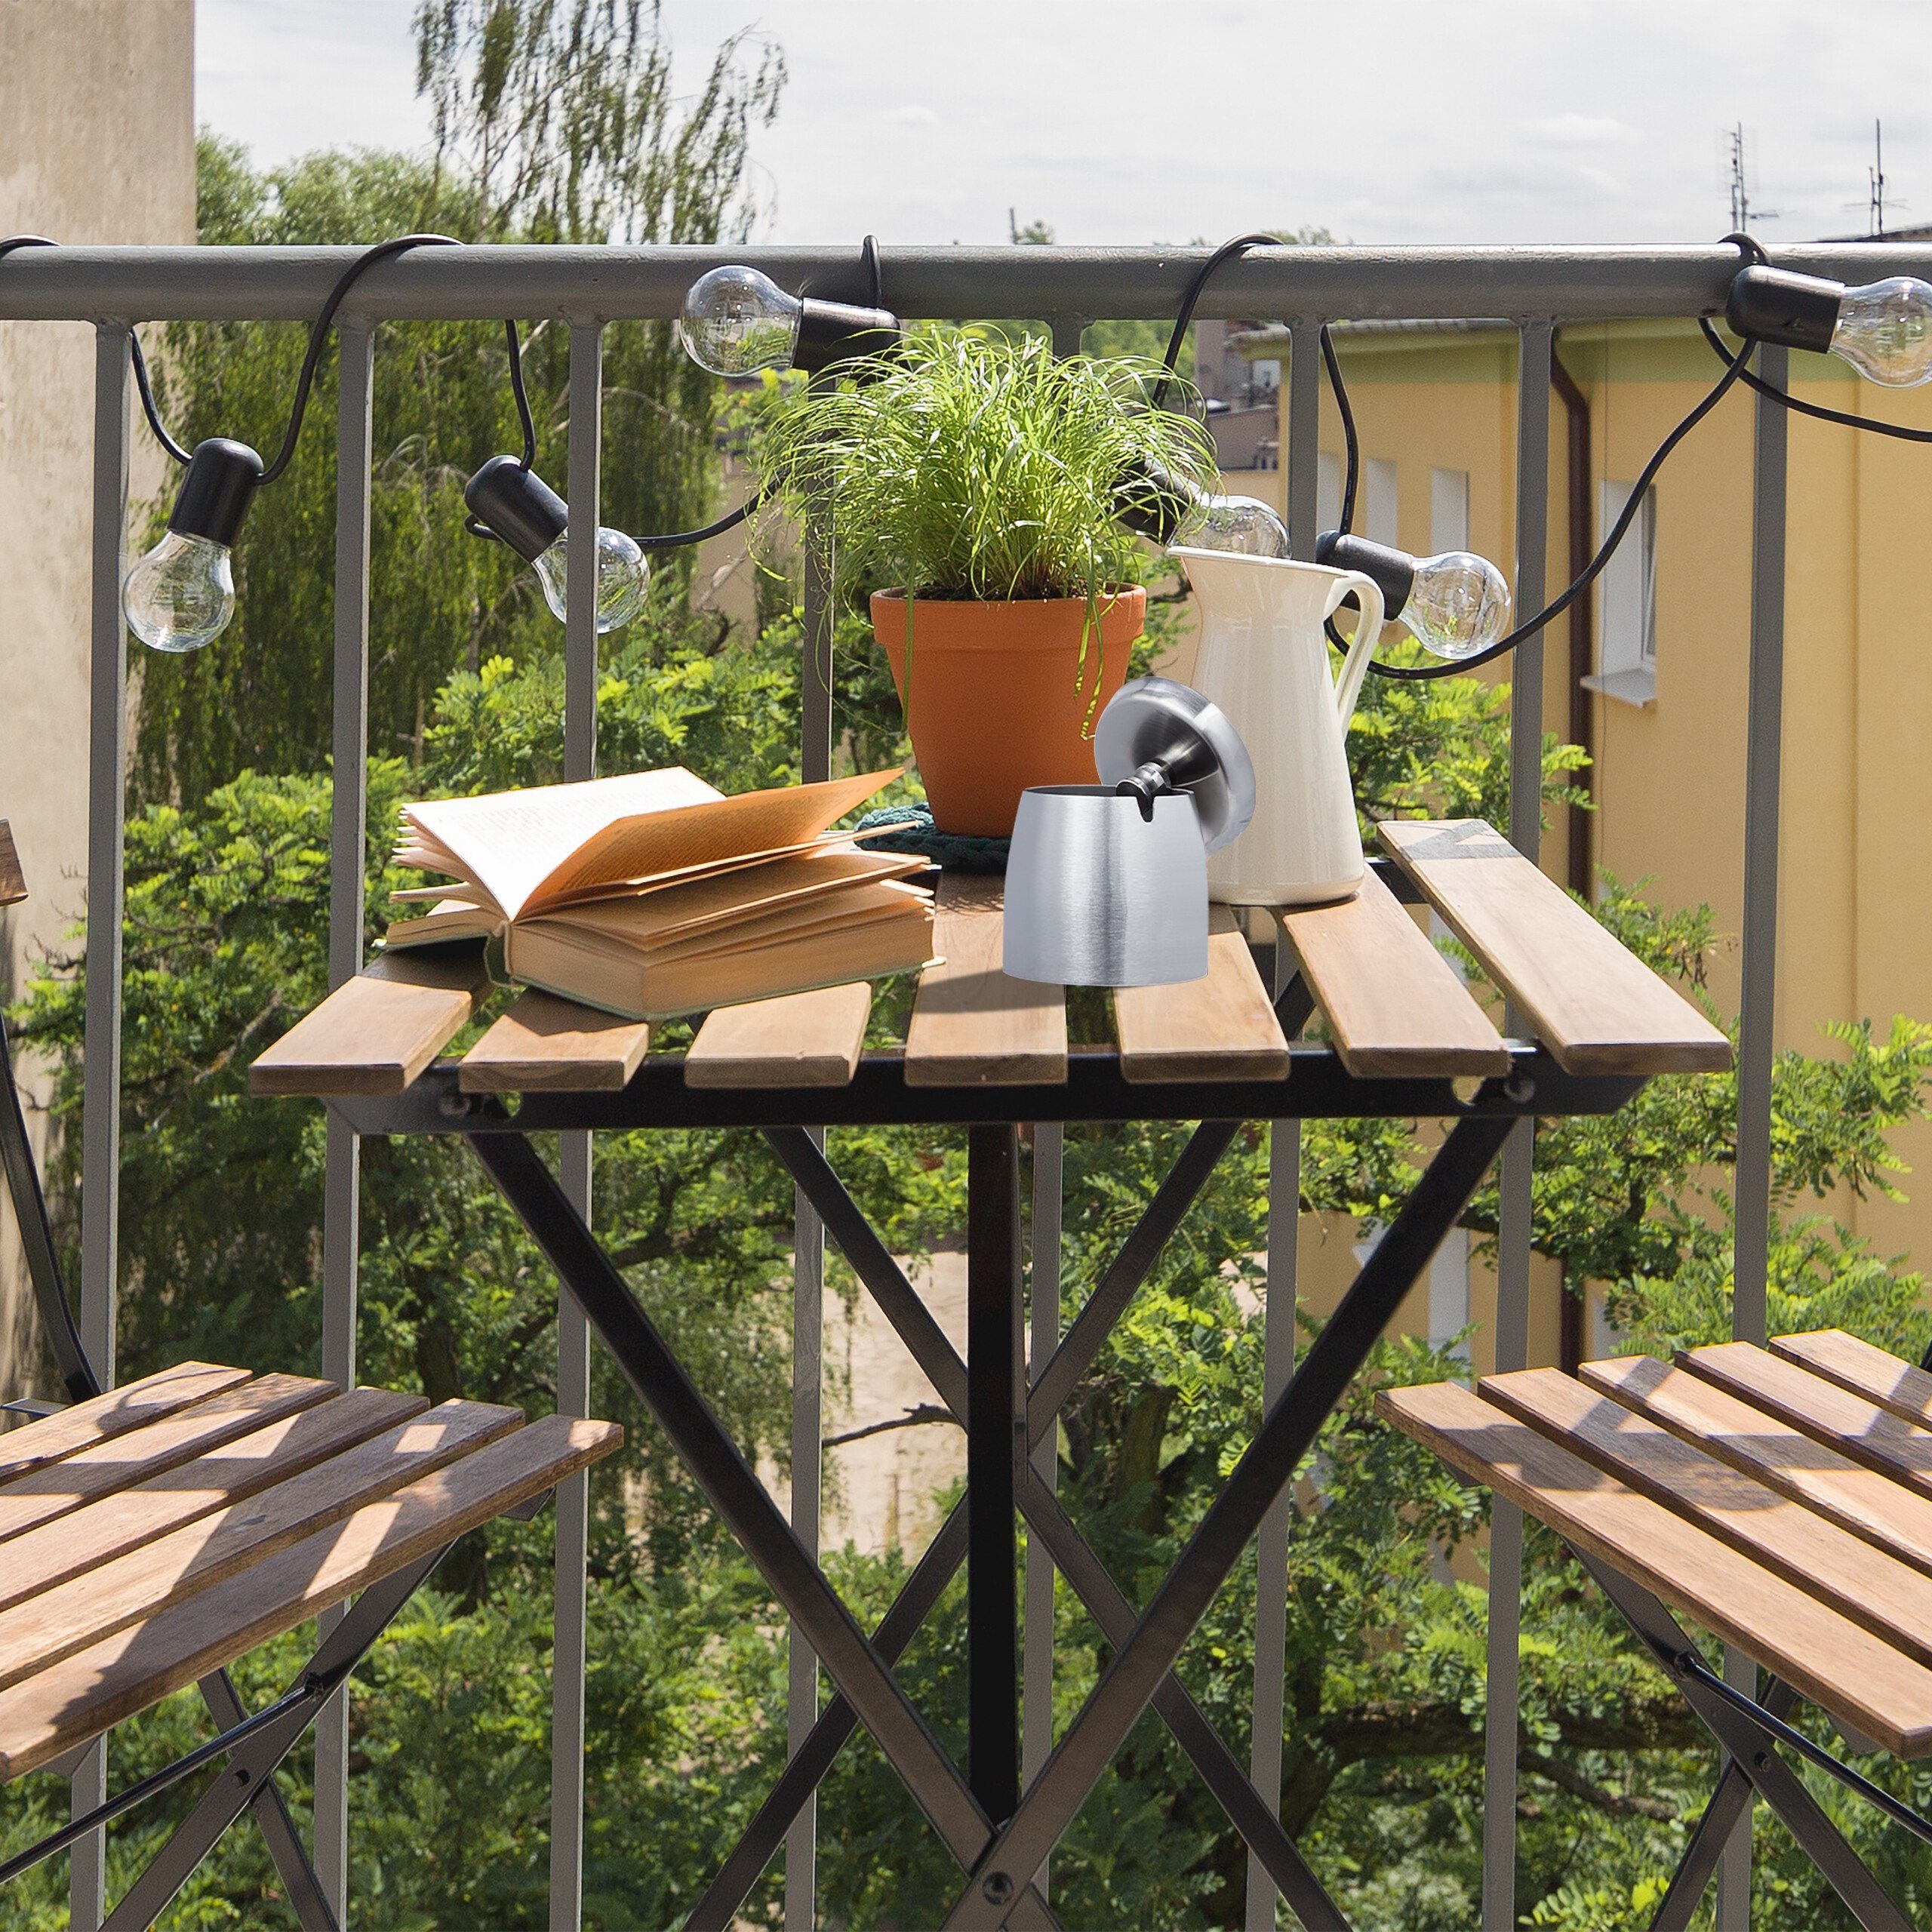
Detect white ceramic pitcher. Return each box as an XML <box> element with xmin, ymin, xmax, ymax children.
<box><xmin>1173</xmin><ymin>549</ymin><xmax>1386</xmax><ymax>907</ymax></box>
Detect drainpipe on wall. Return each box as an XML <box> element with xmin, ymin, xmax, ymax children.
<box><xmin>1550</xmin><ymin>343</ymin><xmax>1595</xmax><ymax>901</ymax></box>
<box><xmin>1549</xmin><ymin>341</ymin><xmax>1594</xmax><ymax>1374</ymax></box>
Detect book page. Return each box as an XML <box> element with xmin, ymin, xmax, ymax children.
<box><xmin>400</xmin><ymin>768</ymin><xmax>724</xmax><ymax>920</ymax></box>
<box><xmin>525</xmin><ymin>768</ymin><xmax>900</xmax><ymax>912</ymax></box>
<box><xmin>540</xmin><ymin>846</ymin><xmax>923</xmax><ymax>948</ymax></box>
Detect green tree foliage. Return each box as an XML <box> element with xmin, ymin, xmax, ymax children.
<box><xmin>135</xmin><ymin>1</ymin><xmax>781</xmax><ymax>807</ymax></box>
<box><xmin>5</xmin><ymin>18</ymin><xmax>1932</xmax><ymax>1924</ymax></box>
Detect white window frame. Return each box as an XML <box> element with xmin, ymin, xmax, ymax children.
<box><xmin>1586</xmin><ymin>477</ymin><xmax>1657</xmax><ymax>706</ymax></box>
<box><xmin>1364</xmin><ymin>457</ymin><xmax>1398</xmax><ymax>546</ymax></box>
<box><xmin>1429</xmin><ymin>466</ymin><xmax>1470</xmax><ymax>555</ymax></box>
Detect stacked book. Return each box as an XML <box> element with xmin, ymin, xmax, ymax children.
<box><xmin>385</xmin><ymin>766</ymin><xmax>934</xmax><ymax>1020</ymax></box>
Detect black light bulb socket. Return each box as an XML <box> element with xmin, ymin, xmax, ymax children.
<box><xmin>794</xmin><ymin>297</ymin><xmax>902</xmax><ymax>373</ymax></box>
<box><xmin>464</xmin><ymin>455</ymin><xmax>569</xmax><ymax>564</ymax></box>
<box><xmin>1315</xmin><ymin>531</ymin><xmax>1416</xmax><ymax>620</ymax></box>
<box><xmin>1113</xmin><ymin>457</ymin><xmax>1208</xmax><ymax>543</ymax></box>
<box><xmin>1724</xmin><ymin>264</ymin><xmax>1844</xmax><ymax>355</ymax></box>
<box><xmin>167</xmin><ymin>438</ymin><xmax>263</xmax><ymax>549</ymax></box>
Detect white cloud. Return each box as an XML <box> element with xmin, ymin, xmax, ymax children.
<box><xmin>880</xmin><ymin>103</ymin><xmax>940</xmax><ymax>128</ymax></box>
<box><xmin>1527</xmin><ymin>114</ymin><xmax>1637</xmax><ymax>146</ymax></box>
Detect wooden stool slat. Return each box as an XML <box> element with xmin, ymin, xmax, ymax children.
<box><xmin>0</xmin><ymin>1362</ymin><xmax>252</xmax><ymax>1489</ymax></box>
<box><xmin>0</xmin><ymin>820</ymin><xmax>24</xmax><ymax>908</ymax></box>
<box><xmin>1681</xmin><ymin>1340</ymin><xmax>1932</xmax><ymax>1492</ymax></box>
<box><xmin>905</xmin><ymin>878</ymin><xmax>1067</xmax><ymax>1087</ymax></box>
<box><xmin>1379</xmin><ymin>1380</ymin><xmax>1932</xmax><ymax>1758</ymax></box>
<box><xmin>0</xmin><ymin>1374</ymin><xmax>336</xmax><ymax>1544</ymax></box>
<box><xmin>1773</xmin><ymin>1329</ymin><xmax>1932</xmax><ymax>1430</ymax></box>
<box><xmin>1583</xmin><ymin>1352</ymin><xmax>1932</xmax><ymax>1580</ymax></box>
<box><xmin>1112</xmin><ymin>908</ymin><xmax>1291</xmax><ymax>1084</ymax></box>
<box><xmin>458</xmin><ymin>990</ymin><xmax>651</xmax><ymax>1093</ymax></box>
<box><xmin>248</xmin><ymin>946</ymin><xmax>492</xmax><ymax>1098</ymax></box>
<box><xmin>1276</xmin><ymin>871</ymin><xmax>1509</xmax><ymax>1078</ymax></box>
<box><xmin>685</xmin><ymin>982</ymin><xmax>872</xmax><ymax>1089</ymax></box>
<box><xmin>1483</xmin><ymin>1367</ymin><xmax>1932</xmax><ymax>1669</ymax></box>
<box><xmin>0</xmin><ymin>1399</ymin><xmax>522</xmax><ymax>1695</ymax></box>
<box><xmin>1377</xmin><ymin>820</ymin><xmax>1733</xmax><ymax>1075</ymax></box>
<box><xmin>0</xmin><ymin>1387</ymin><xmax>427</xmax><ymax>1617</ymax></box>
<box><xmin>0</xmin><ymin>1413</ymin><xmax>620</xmax><ymax>1783</ymax></box>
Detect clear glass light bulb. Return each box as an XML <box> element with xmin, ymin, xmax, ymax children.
<box><xmin>124</xmin><ymin>531</ymin><xmax>236</xmax><ymax>654</ymax></box>
<box><xmin>1830</xmin><ymin>277</ymin><xmax>1932</xmax><ymax>387</ymax></box>
<box><xmin>530</xmin><ymin>527</ymin><xmax>650</xmax><ymax>633</ymax></box>
<box><xmin>678</xmin><ymin>265</ymin><xmax>803</xmax><ymax>376</ymax></box>
<box><xmin>1172</xmin><ymin>494</ymin><xmax>1291</xmax><ymax>558</ymax></box>
<box><xmin>1404</xmin><ymin>550</ymin><xmax>1511</xmax><ymax>660</ymax></box>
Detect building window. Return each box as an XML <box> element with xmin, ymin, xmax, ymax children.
<box><xmin>1364</xmin><ymin>457</ymin><xmax>1398</xmax><ymax>546</ymax></box>
<box><xmin>1430</xmin><ymin>466</ymin><xmax>1470</xmax><ymax>553</ymax></box>
<box><xmin>1587</xmin><ymin>478</ymin><xmax>1657</xmax><ymax>706</ymax></box>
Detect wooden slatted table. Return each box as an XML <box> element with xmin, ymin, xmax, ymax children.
<box><xmin>1383</xmin><ymin>1333</ymin><xmax>1932</xmax><ymax>1927</ymax></box>
<box><xmin>251</xmin><ymin>822</ymin><xmax>1728</xmax><ymax>1105</ymax></box>
<box><xmin>248</xmin><ymin>814</ymin><xmax>1731</xmax><ymax>1929</ymax></box>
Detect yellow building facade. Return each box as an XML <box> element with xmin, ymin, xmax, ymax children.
<box><xmin>1195</xmin><ymin>318</ymin><xmax>1932</xmax><ymax>1370</ymax></box>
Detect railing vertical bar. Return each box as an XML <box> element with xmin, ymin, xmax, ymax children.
<box><xmin>1720</xmin><ymin>335</ymin><xmax>1789</xmax><ymax>1932</ymax></box>
<box><xmin>315</xmin><ymin>319</ymin><xmax>376</xmax><ymax>1924</ymax></box>
<box><xmin>71</xmin><ymin>318</ymin><xmax>130</xmax><ymax>1932</ymax></box>
<box><xmin>1018</xmin><ymin>313</ymin><xmax>1083</xmax><ymax>1897</ymax></box>
<box><xmin>1484</xmin><ymin>317</ymin><xmax>1552</xmax><ymax>1932</ymax></box>
<box><xmin>1246</xmin><ymin>945</ymin><xmax>1303</xmax><ymax>1932</ymax></box>
<box><xmin>785</xmin><ymin>471</ymin><xmax>835</xmax><ymax>1928</ymax></box>
<box><xmin>550</xmin><ymin>318</ymin><xmax>603</xmax><ymax>1932</ymax></box>
<box><xmin>1241</xmin><ymin>317</ymin><xmax>1321</xmax><ymax>1930</ymax></box>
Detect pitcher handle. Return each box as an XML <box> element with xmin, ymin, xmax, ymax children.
<box><xmin>1324</xmin><ymin>570</ymin><xmax>1386</xmax><ymax>731</ymax></box>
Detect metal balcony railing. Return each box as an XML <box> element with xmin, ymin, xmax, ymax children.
<box><xmin>3</xmin><ymin>237</ymin><xmax>1921</xmax><ymax>1930</ymax></box>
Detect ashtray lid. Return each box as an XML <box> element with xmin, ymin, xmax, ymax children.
<box><xmin>1093</xmin><ymin>677</ymin><xmax>1256</xmax><ymax>854</ymax></box>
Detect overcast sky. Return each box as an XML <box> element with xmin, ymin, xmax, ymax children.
<box><xmin>198</xmin><ymin>0</ymin><xmax>1930</xmax><ymax>247</ymax></box>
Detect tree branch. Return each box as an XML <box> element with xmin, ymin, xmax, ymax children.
<box><xmin>823</xmin><ymin>1404</ymin><xmax>958</xmax><ymax>1451</ymax></box>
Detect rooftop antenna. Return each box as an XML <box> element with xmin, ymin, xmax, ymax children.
<box><xmin>1839</xmin><ymin>119</ymin><xmax>1906</xmax><ymax>233</ymax></box>
<box><xmin>1724</xmin><ymin>122</ymin><xmax>1780</xmax><ymax>232</ymax></box>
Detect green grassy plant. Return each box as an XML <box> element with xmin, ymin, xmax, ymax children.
<box><xmin>751</xmin><ymin>330</ymin><xmax>1220</xmax><ymax>605</ymax></box>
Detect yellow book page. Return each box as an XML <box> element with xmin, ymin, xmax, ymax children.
<box><xmin>525</xmin><ymin>768</ymin><xmax>900</xmax><ymax>912</ymax></box>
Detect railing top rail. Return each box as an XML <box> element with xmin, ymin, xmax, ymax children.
<box><xmin>5</xmin><ymin>241</ymin><xmax>1932</xmax><ymax>326</ymax></box>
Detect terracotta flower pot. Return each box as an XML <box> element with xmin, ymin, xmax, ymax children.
<box><xmin>872</xmin><ymin>587</ymin><xmax>1146</xmax><ymax>837</ymax></box>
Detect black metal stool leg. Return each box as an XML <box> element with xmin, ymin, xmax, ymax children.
<box><xmin>1579</xmin><ymin>1556</ymin><xmax>1915</xmax><ymax>1932</ymax></box>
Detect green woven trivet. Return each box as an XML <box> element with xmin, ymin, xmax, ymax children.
<box><xmin>854</xmin><ymin>804</ymin><xmax>1009</xmax><ymax>874</ymax></box>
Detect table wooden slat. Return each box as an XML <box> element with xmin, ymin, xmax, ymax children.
<box><xmin>0</xmin><ymin>1414</ymin><xmax>621</xmax><ymax>1782</ymax></box>
<box><xmin>0</xmin><ymin>1362</ymin><xmax>252</xmax><ymax>1489</ymax></box>
<box><xmin>904</xmin><ymin>878</ymin><xmax>1067</xmax><ymax>1087</ymax></box>
<box><xmin>248</xmin><ymin>946</ymin><xmax>493</xmax><ymax>1098</ymax></box>
<box><xmin>685</xmin><ymin>982</ymin><xmax>872</xmax><ymax>1088</ymax></box>
<box><xmin>1379</xmin><ymin>1380</ymin><xmax>1932</xmax><ymax>1758</ymax></box>
<box><xmin>0</xmin><ymin>1399</ymin><xmax>522</xmax><ymax>1694</ymax></box>
<box><xmin>1481</xmin><ymin>1366</ymin><xmax>1932</xmax><ymax>1668</ymax></box>
<box><xmin>1275</xmin><ymin>869</ymin><xmax>1509</xmax><ymax>1078</ymax></box>
<box><xmin>0</xmin><ymin>1386</ymin><xmax>427</xmax><ymax>1615</ymax></box>
<box><xmin>1112</xmin><ymin>907</ymin><xmax>1289</xmax><ymax>1084</ymax></box>
<box><xmin>1582</xmin><ymin>1352</ymin><xmax>1932</xmax><ymax>1580</ymax></box>
<box><xmin>1772</xmin><ymin>1330</ymin><xmax>1932</xmax><ymax>1430</ymax></box>
<box><xmin>1377</xmin><ymin>819</ymin><xmax>1732</xmax><ymax>1076</ymax></box>
<box><xmin>0</xmin><ymin>1374</ymin><xmax>335</xmax><ymax>1544</ymax></box>
<box><xmin>458</xmin><ymin>990</ymin><xmax>651</xmax><ymax>1093</ymax></box>
<box><xmin>1681</xmin><ymin>1340</ymin><xmax>1932</xmax><ymax>1491</ymax></box>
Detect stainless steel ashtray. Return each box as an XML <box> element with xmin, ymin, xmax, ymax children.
<box><xmin>1002</xmin><ymin>678</ymin><xmax>1257</xmax><ymax>987</ymax></box>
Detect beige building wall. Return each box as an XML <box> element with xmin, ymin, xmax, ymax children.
<box><xmin>0</xmin><ymin>0</ymin><xmax>197</xmax><ymax>1395</ymax></box>
<box><xmin>1232</xmin><ymin>318</ymin><xmax>1932</xmax><ymax>1366</ymax></box>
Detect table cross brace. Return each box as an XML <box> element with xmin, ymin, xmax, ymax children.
<box><xmin>466</xmin><ymin>1130</ymin><xmax>1067</xmax><ymax>1932</ymax></box>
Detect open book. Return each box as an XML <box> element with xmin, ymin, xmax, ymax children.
<box><xmin>385</xmin><ymin>766</ymin><xmax>934</xmax><ymax>1020</ymax></box>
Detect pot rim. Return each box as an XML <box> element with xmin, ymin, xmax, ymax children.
<box><xmin>869</xmin><ymin>584</ymin><xmax>1146</xmax><ymax>611</ymax></box>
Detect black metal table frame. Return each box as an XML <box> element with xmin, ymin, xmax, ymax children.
<box><xmin>340</xmin><ymin>984</ymin><xmax>1644</xmax><ymax>1931</ymax></box>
